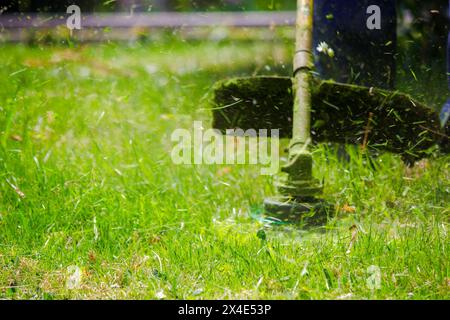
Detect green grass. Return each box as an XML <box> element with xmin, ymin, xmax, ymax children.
<box><xmin>0</xmin><ymin>40</ymin><xmax>448</xmax><ymax>300</ymax></box>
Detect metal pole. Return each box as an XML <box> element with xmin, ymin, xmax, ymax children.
<box><xmin>293</xmin><ymin>0</ymin><xmax>314</xmax><ymax>149</ymax></box>
<box><xmin>265</xmin><ymin>0</ymin><xmax>330</xmax><ymax>220</ymax></box>
<box><xmin>276</xmin><ymin>0</ymin><xmax>322</xmax><ymax>199</ymax></box>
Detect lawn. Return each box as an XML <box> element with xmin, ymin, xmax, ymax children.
<box><xmin>0</xmin><ymin>39</ymin><xmax>448</xmax><ymax>299</ymax></box>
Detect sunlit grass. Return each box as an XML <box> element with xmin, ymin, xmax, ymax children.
<box><xmin>0</xmin><ymin>40</ymin><xmax>448</xmax><ymax>299</ymax></box>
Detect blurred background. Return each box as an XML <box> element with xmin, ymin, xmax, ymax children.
<box><xmin>0</xmin><ymin>0</ymin><xmax>448</xmax><ymax>107</ymax></box>
<box><xmin>0</xmin><ymin>0</ymin><xmax>445</xmax><ymax>13</ymax></box>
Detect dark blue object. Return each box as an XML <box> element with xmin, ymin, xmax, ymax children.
<box><xmin>313</xmin><ymin>0</ymin><xmax>397</xmax><ymax>89</ymax></box>
<box><xmin>441</xmin><ymin>99</ymin><xmax>450</xmax><ymax>127</ymax></box>
<box><xmin>442</xmin><ymin>3</ymin><xmax>450</xmax><ymax>127</ymax></box>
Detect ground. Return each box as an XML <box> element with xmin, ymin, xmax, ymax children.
<box><xmin>0</xmin><ymin>39</ymin><xmax>448</xmax><ymax>299</ymax></box>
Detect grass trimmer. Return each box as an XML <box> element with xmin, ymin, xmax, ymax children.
<box><xmin>211</xmin><ymin>0</ymin><xmax>449</xmax><ymax>222</ymax></box>
<box><xmin>263</xmin><ymin>0</ymin><xmax>328</xmax><ymax>221</ymax></box>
